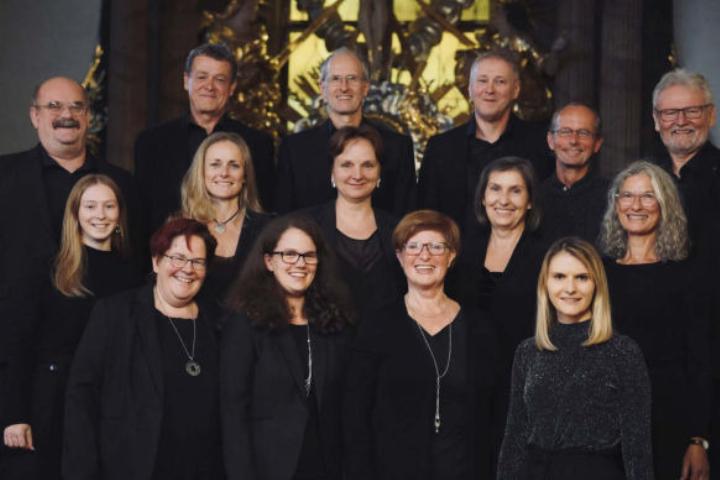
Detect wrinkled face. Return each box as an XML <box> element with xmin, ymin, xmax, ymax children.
<box><xmin>78</xmin><ymin>184</ymin><xmax>120</xmax><ymax>251</ymax></box>
<box><xmin>153</xmin><ymin>235</ymin><xmax>207</xmax><ymax>307</ymax></box>
<box><xmin>546</xmin><ymin>252</ymin><xmax>595</xmax><ymax>324</ymax></box>
<box><xmin>321</xmin><ymin>53</ymin><xmax>369</xmax><ymax>118</ymax></box>
<box><xmin>184</xmin><ymin>55</ymin><xmax>237</xmax><ymax>118</ymax></box>
<box><xmin>547</xmin><ymin>105</ymin><xmax>603</xmax><ymax>170</ymax></box>
<box><xmin>483</xmin><ymin>169</ymin><xmax>531</xmax><ymax>231</ymax></box>
<box><xmin>615</xmin><ymin>174</ymin><xmax>661</xmax><ymax>237</ymax></box>
<box><xmin>204</xmin><ymin>140</ymin><xmax>245</xmax><ymax>201</ymax></box>
<box><xmin>469</xmin><ymin>57</ymin><xmax>520</xmax><ymax>123</ymax></box>
<box><xmin>30</xmin><ymin>77</ymin><xmax>89</xmax><ymax>155</ymax></box>
<box><xmin>264</xmin><ymin>228</ymin><xmax>318</xmax><ymax>298</ymax></box>
<box><xmin>332</xmin><ymin>138</ymin><xmax>380</xmax><ymax>202</ymax></box>
<box><xmin>653</xmin><ymin>84</ymin><xmax>716</xmax><ymax>158</ymax></box>
<box><xmin>396</xmin><ymin>230</ymin><xmax>456</xmax><ymax>291</ymax></box>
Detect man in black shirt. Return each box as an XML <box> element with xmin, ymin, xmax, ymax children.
<box><xmin>418</xmin><ymin>49</ymin><xmax>552</xmax><ymax>230</ymax></box>
<box><xmin>134</xmin><ymin>43</ymin><xmax>275</xmax><ymax>233</ymax></box>
<box><xmin>275</xmin><ymin>48</ymin><xmax>416</xmax><ymax>216</ymax></box>
<box><xmin>540</xmin><ymin>103</ymin><xmax>608</xmax><ymax>245</ymax></box>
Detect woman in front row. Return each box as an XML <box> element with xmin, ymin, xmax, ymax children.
<box><xmin>344</xmin><ymin>210</ymin><xmax>498</xmax><ymax>480</ymax></box>
<box><xmin>221</xmin><ymin>215</ymin><xmax>354</xmax><ymax>480</ymax></box>
<box><xmin>498</xmin><ymin>237</ymin><xmax>653</xmax><ymax>480</ymax></box>
<box><xmin>64</xmin><ymin>218</ymin><xmax>223</xmax><ymax>480</ymax></box>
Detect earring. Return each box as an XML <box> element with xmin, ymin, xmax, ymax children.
<box><xmin>114</xmin><ymin>225</ymin><xmax>121</xmax><ymax>235</ymax></box>
<box><xmin>376</xmin><ymin>178</ymin><xmax>381</xmax><ymax>189</ymax></box>
<box><xmin>331</xmin><ymin>177</ymin><xmax>336</xmax><ymax>189</ymax></box>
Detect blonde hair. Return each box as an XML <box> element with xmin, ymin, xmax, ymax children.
<box><xmin>535</xmin><ymin>237</ymin><xmax>613</xmax><ymax>351</ymax></box>
<box><xmin>181</xmin><ymin>132</ymin><xmax>263</xmax><ymax>223</ymax></box>
<box><xmin>54</xmin><ymin>175</ymin><xmax>128</xmax><ymax>297</ymax></box>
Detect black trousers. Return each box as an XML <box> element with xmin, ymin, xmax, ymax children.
<box><xmin>524</xmin><ymin>445</ymin><xmax>625</xmax><ymax>480</ymax></box>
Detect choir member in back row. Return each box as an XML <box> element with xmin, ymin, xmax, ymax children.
<box><xmin>2</xmin><ymin>175</ymin><xmax>140</xmax><ymax>480</ymax></box>
<box><xmin>600</xmin><ymin>161</ymin><xmax>711</xmax><ymax>480</ymax></box>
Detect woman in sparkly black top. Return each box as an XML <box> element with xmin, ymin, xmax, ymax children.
<box><xmin>221</xmin><ymin>215</ymin><xmax>354</xmax><ymax>480</ymax></box>
<box><xmin>2</xmin><ymin>175</ymin><xmax>140</xmax><ymax>480</ymax></box>
<box><xmin>498</xmin><ymin>237</ymin><xmax>653</xmax><ymax>480</ymax></box>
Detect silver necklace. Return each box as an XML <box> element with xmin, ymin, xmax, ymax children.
<box><xmin>414</xmin><ymin>320</ymin><xmax>453</xmax><ymax>433</ymax></box>
<box><xmin>213</xmin><ymin>207</ymin><xmax>241</xmax><ymax>233</ymax></box>
<box><xmin>166</xmin><ymin>316</ymin><xmax>201</xmax><ymax>376</ymax></box>
<box><xmin>304</xmin><ymin>323</ymin><xmax>313</xmax><ymax>397</ymax></box>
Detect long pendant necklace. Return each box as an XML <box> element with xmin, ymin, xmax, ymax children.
<box><xmin>213</xmin><ymin>207</ymin><xmax>241</xmax><ymax>233</ymax></box>
<box><xmin>166</xmin><ymin>316</ymin><xmax>201</xmax><ymax>376</ymax></box>
<box><xmin>414</xmin><ymin>321</ymin><xmax>453</xmax><ymax>433</ymax></box>
<box><xmin>304</xmin><ymin>323</ymin><xmax>313</xmax><ymax>397</ymax></box>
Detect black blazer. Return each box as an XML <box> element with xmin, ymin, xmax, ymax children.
<box><xmin>304</xmin><ymin>201</ymin><xmax>405</xmax><ymax>317</ymax></box>
<box><xmin>343</xmin><ymin>300</ymin><xmax>498</xmax><ymax>480</ymax></box>
<box><xmin>417</xmin><ymin>115</ymin><xmax>552</xmax><ymax>229</ymax></box>
<box><xmin>275</xmin><ymin>120</ymin><xmax>416</xmax><ymax>216</ymax></box>
<box><xmin>134</xmin><ymin>115</ymin><xmax>276</xmax><ymax>235</ymax></box>
<box><xmin>63</xmin><ymin>284</ymin><xmax>220</xmax><ymax>480</ymax></box>
<box><xmin>221</xmin><ymin>312</ymin><xmax>353</xmax><ymax>480</ymax></box>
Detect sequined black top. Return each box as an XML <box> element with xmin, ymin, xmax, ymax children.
<box><xmin>497</xmin><ymin>321</ymin><xmax>654</xmax><ymax>480</ymax></box>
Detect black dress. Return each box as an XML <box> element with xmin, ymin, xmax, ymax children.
<box><xmin>497</xmin><ymin>322</ymin><xmax>654</xmax><ymax>480</ymax></box>
<box><xmin>343</xmin><ymin>300</ymin><xmax>498</xmax><ymax>480</ymax></box>
<box><xmin>604</xmin><ymin>259</ymin><xmax>712</xmax><ymax>479</ymax></box>
<box><xmin>2</xmin><ymin>247</ymin><xmax>140</xmax><ymax>480</ymax></box>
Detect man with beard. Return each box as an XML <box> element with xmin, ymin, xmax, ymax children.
<box><xmin>417</xmin><ymin>49</ymin><xmax>552</xmax><ymax>230</ymax></box>
<box><xmin>275</xmin><ymin>47</ymin><xmax>416</xmax><ymax>216</ymax></box>
<box><xmin>539</xmin><ymin>103</ymin><xmax>607</xmax><ymax>245</ymax></box>
<box><xmin>0</xmin><ymin>76</ymin><xmax>139</xmax><ymax>471</ymax></box>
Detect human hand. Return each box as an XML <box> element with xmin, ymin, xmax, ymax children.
<box><xmin>3</xmin><ymin>423</ymin><xmax>34</xmax><ymax>450</ymax></box>
<box><xmin>680</xmin><ymin>444</ymin><xmax>709</xmax><ymax>480</ymax></box>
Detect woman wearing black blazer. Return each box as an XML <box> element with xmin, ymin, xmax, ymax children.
<box><xmin>344</xmin><ymin>210</ymin><xmax>499</xmax><ymax>480</ymax></box>
<box><xmin>305</xmin><ymin>125</ymin><xmax>405</xmax><ymax>320</ymax></box>
<box><xmin>221</xmin><ymin>214</ymin><xmax>354</xmax><ymax>480</ymax></box>
<box><xmin>63</xmin><ymin>218</ymin><xmax>222</xmax><ymax>480</ymax></box>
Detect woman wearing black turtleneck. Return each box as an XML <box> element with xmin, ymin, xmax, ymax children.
<box><xmin>2</xmin><ymin>175</ymin><xmax>140</xmax><ymax>480</ymax></box>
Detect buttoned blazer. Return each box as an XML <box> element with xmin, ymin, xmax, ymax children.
<box><xmin>63</xmin><ymin>284</ymin><xmax>219</xmax><ymax>480</ymax></box>
<box><xmin>275</xmin><ymin>120</ymin><xmax>416</xmax><ymax>217</ymax></box>
<box><xmin>221</xmin><ymin>312</ymin><xmax>353</xmax><ymax>480</ymax></box>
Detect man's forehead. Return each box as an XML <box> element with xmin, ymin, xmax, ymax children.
<box><xmin>657</xmin><ymin>84</ymin><xmax>709</xmax><ymax>106</ymax></box>
<box><xmin>557</xmin><ymin>106</ymin><xmax>596</xmax><ymax>126</ymax></box>
<box><xmin>327</xmin><ymin>54</ymin><xmax>363</xmax><ymax>74</ymax></box>
<box><xmin>37</xmin><ymin>78</ymin><xmax>85</xmax><ymax>102</ymax></box>
<box><xmin>190</xmin><ymin>55</ymin><xmax>233</xmax><ymax>75</ymax></box>
<box><xmin>474</xmin><ymin>57</ymin><xmax>516</xmax><ymax>77</ymax></box>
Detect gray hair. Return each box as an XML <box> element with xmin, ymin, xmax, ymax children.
<box><xmin>468</xmin><ymin>49</ymin><xmax>520</xmax><ymax>86</ymax></box>
<box><xmin>319</xmin><ymin>47</ymin><xmax>369</xmax><ymax>83</ymax></box>
<box><xmin>549</xmin><ymin>102</ymin><xmax>602</xmax><ymax>135</ymax></box>
<box><xmin>599</xmin><ymin>161</ymin><xmax>688</xmax><ymax>261</ymax></box>
<box><xmin>652</xmin><ymin>68</ymin><xmax>714</xmax><ymax>109</ymax></box>
<box><xmin>184</xmin><ymin>43</ymin><xmax>237</xmax><ymax>83</ymax></box>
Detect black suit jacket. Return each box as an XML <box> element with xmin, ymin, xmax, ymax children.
<box><xmin>221</xmin><ymin>312</ymin><xmax>352</xmax><ymax>480</ymax></box>
<box><xmin>63</xmin><ymin>284</ymin><xmax>219</xmax><ymax>480</ymax></box>
<box><xmin>134</xmin><ymin>115</ymin><xmax>276</xmax><ymax>235</ymax></box>
<box><xmin>276</xmin><ymin>120</ymin><xmax>416</xmax><ymax>216</ymax></box>
<box><xmin>417</xmin><ymin>115</ymin><xmax>552</xmax><ymax>229</ymax></box>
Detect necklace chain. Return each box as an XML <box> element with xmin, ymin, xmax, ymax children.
<box><xmin>305</xmin><ymin>323</ymin><xmax>313</xmax><ymax>397</ymax></box>
<box><xmin>166</xmin><ymin>315</ymin><xmax>197</xmax><ymax>361</ymax></box>
<box><xmin>214</xmin><ymin>207</ymin><xmax>241</xmax><ymax>233</ymax></box>
<box><xmin>414</xmin><ymin>319</ymin><xmax>453</xmax><ymax>434</ymax></box>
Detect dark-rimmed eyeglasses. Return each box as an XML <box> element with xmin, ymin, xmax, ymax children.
<box><xmin>552</xmin><ymin>128</ymin><xmax>595</xmax><ymax>139</ymax></box>
<box><xmin>654</xmin><ymin>104</ymin><xmax>711</xmax><ymax>122</ymax></box>
<box><xmin>271</xmin><ymin>250</ymin><xmax>319</xmax><ymax>265</ymax></box>
<box><xmin>403</xmin><ymin>242</ymin><xmax>450</xmax><ymax>256</ymax></box>
<box><xmin>33</xmin><ymin>101</ymin><xmax>88</xmax><ymax>115</ymax></box>
<box><xmin>163</xmin><ymin>254</ymin><xmax>207</xmax><ymax>271</ymax></box>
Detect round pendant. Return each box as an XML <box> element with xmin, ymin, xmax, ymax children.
<box><xmin>185</xmin><ymin>360</ymin><xmax>202</xmax><ymax>376</ymax></box>
<box><xmin>214</xmin><ymin>223</ymin><xmax>226</xmax><ymax>234</ymax></box>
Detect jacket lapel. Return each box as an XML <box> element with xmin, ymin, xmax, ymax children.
<box><xmin>134</xmin><ymin>284</ymin><xmax>164</xmax><ymax>398</ymax></box>
<box><xmin>277</xmin><ymin>328</ymin><xmax>307</xmax><ymax>396</ymax></box>
<box><xmin>26</xmin><ymin>146</ymin><xmax>55</xmax><ymax>254</ymax></box>
<box><xmin>311</xmin><ymin>331</ymin><xmax>328</xmax><ymax>409</ymax></box>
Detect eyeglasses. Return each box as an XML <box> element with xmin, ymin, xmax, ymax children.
<box><xmin>33</xmin><ymin>101</ymin><xmax>88</xmax><ymax>115</ymax></box>
<box><xmin>615</xmin><ymin>191</ymin><xmax>658</xmax><ymax>207</ymax></box>
<box><xmin>271</xmin><ymin>250</ymin><xmax>319</xmax><ymax>265</ymax></box>
<box><xmin>326</xmin><ymin>74</ymin><xmax>365</xmax><ymax>86</ymax></box>
<box><xmin>654</xmin><ymin>104</ymin><xmax>711</xmax><ymax>121</ymax></box>
<box><xmin>404</xmin><ymin>242</ymin><xmax>450</xmax><ymax>256</ymax></box>
<box><xmin>163</xmin><ymin>254</ymin><xmax>207</xmax><ymax>271</ymax></box>
<box><xmin>552</xmin><ymin>128</ymin><xmax>595</xmax><ymax>139</ymax></box>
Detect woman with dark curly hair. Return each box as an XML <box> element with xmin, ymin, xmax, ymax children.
<box><xmin>221</xmin><ymin>214</ymin><xmax>354</xmax><ymax>480</ymax></box>
<box><xmin>600</xmin><ymin>161</ymin><xmax>711</xmax><ymax>480</ymax></box>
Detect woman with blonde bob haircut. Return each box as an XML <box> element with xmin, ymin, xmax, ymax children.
<box><xmin>2</xmin><ymin>174</ymin><xmax>140</xmax><ymax>480</ymax></box>
<box><xmin>181</xmin><ymin>131</ymin><xmax>272</xmax><ymax>310</ymax></box>
<box><xmin>498</xmin><ymin>237</ymin><xmax>653</xmax><ymax>480</ymax></box>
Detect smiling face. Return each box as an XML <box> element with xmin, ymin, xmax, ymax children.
<box><xmin>321</xmin><ymin>52</ymin><xmax>369</xmax><ymax>121</ymax></box>
<box><xmin>654</xmin><ymin>84</ymin><xmax>716</xmax><ymax>159</ymax></box>
<box><xmin>483</xmin><ymin>169</ymin><xmax>531</xmax><ymax>231</ymax></box>
<box><xmin>153</xmin><ymin>235</ymin><xmax>207</xmax><ymax>308</ymax></box>
<box><xmin>547</xmin><ymin>105</ymin><xmax>603</xmax><ymax>171</ymax></box>
<box><xmin>78</xmin><ymin>183</ymin><xmax>120</xmax><ymax>251</ymax></box>
<box><xmin>332</xmin><ymin>138</ymin><xmax>380</xmax><ymax>202</ymax></box>
<box><xmin>30</xmin><ymin>77</ymin><xmax>89</xmax><ymax>157</ymax></box>
<box><xmin>184</xmin><ymin>55</ymin><xmax>237</xmax><ymax>119</ymax></box>
<box><xmin>264</xmin><ymin>228</ymin><xmax>318</xmax><ymax>298</ymax></box>
<box><xmin>469</xmin><ymin>57</ymin><xmax>520</xmax><ymax>123</ymax></box>
<box><xmin>396</xmin><ymin>230</ymin><xmax>456</xmax><ymax>291</ymax></box>
<box><xmin>615</xmin><ymin>174</ymin><xmax>661</xmax><ymax>237</ymax></box>
<box><xmin>204</xmin><ymin>140</ymin><xmax>245</xmax><ymax>201</ymax></box>
<box><xmin>546</xmin><ymin>251</ymin><xmax>595</xmax><ymax>324</ymax></box>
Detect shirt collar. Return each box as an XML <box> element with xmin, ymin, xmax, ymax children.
<box><xmin>39</xmin><ymin>144</ymin><xmax>96</xmax><ymax>171</ymax></box>
<box><xmin>465</xmin><ymin>113</ymin><xmax>518</xmax><ymax>141</ymax></box>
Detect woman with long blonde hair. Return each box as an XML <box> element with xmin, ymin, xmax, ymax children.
<box><xmin>2</xmin><ymin>174</ymin><xmax>140</xmax><ymax>480</ymax></box>
<box><xmin>498</xmin><ymin>237</ymin><xmax>653</xmax><ymax>480</ymax></box>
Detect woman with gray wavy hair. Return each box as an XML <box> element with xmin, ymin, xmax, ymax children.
<box><xmin>600</xmin><ymin>161</ymin><xmax>711</xmax><ymax>480</ymax></box>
